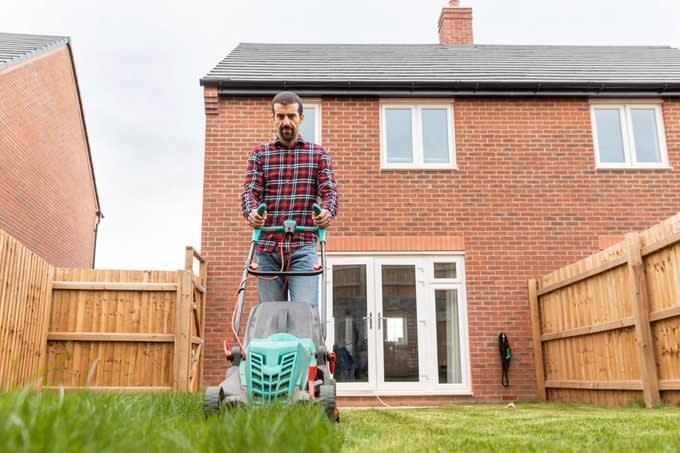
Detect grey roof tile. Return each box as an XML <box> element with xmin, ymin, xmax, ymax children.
<box><xmin>202</xmin><ymin>43</ymin><xmax>680</xmax><ymax>94</ymax></box>
<box><xmin>0</xmin><ymin>32</ymin><xmax>69</xmax><ymax>71</ymax></box>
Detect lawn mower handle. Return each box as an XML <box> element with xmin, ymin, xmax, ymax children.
<box><xmin>250</xmin><ymin>203</ymin><xmax>326</xmax><ymax>243</ymax></box>
<box><xmin>233</xmin><ymin>203</ymin><xmax>330</xmax><ymax>339</ymax></box>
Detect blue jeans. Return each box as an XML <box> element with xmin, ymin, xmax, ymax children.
<box><xmin>255</xmin><ymin>244</ymin><xmax>318</xmax><ymax>306</ymax></box>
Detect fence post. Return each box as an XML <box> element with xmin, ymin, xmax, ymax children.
<box><xmin>528</xmin><ymin>279</ymin><xmax>547</xmax><ymax>401</ymax></box>
<box><xmin>185</xmin><ymin>246</ymin><xmax>194</xmax><ymax>273</ymax></box>
<box><xmin>37</xmin><ymin>266</ymin><xmax>55</xmax><ymax>390</ymax></box>
<box><xmin>174</xmin><ymin>270</ymin><xmax>192</xmax><ymax>391</ymax></box>
<box><xmin>625</xmin><ymin>232</ymin><xmax>660</xmax><ymax>407</ymax></box>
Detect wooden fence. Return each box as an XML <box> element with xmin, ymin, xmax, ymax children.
<box><xmin>0</xmin><ymin>230</ymin><xmax>53</xmax><ymax>391</ymax></box>
<box><xmin>529</xmin><ymin>212</ymin><xmax>680</xmax><ymax>407</ymax></box>
<box><xmin>0</xmin><ymin>229</ymin><xmax>206</xmax><ymax>392</ymax></box>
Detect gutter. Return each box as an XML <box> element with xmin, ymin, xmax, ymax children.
<box><xmin>92</xmin><ymin>211</ymin><xmax>104</xmax><ymax>268</ymax></box>
<box><xmin>201</xmin><ymin>79</ymin><xmax>680</xmax><ymax>98</ymax></box>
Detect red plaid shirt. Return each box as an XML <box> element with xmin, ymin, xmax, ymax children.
<box><xmin>241</xmin><ymin>135</ymin><xmax>338</xmax><ymax>253</ymax></box>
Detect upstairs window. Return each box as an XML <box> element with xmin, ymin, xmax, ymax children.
<box><xmin>590</xmin><ymin>103</ymin><xmax>669</xmax><ymax>168</ymax></box>
<box><xmin>381</xmin><ymin>103</ymin><xmax>455</xmax><ymax>169</ymax></box>
<box><xmin>300</xmin><ymin>102</ymin><xmax>321</xmax><ymax>144</ymax></box>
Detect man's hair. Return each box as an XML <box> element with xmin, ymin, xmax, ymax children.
<box><xmin>271</xmin><ymin>91</ymin><xmax>303</xmax><ymax>115</ymax></box>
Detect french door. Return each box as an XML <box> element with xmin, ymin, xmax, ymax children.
<box><xmin>325</xmin><ymin>255</ymin><xmax>470</xmax><ymax>396</ymax></box>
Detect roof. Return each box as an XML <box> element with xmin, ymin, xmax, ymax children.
<box><xmin>202</xmin><ymin>43</ymin><xmax>680</xmax><ymax>97</ymax></box>
<box><xmin>0</xmin><ymin>32</ymin><xmax>70</xmax><ymax>71</ymax></box>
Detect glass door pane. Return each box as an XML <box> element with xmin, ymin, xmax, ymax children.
<box><xmin>332</xmin><ymin>264</ymin><xmax>369</xmax><ymax>383</ymax></box>
<box><xmin>381</xmin><ymin>265</ymin><xmax>420</xmax><ymax>382</ymax></box>
<box><xmin>435</xmin><ymin>289</ymin><xmax>462</xmax><ymax>384</ymax></box>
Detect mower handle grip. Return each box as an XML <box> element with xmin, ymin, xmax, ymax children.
<box><xmin>255</xmin><ymin>202</ymin><xmax>320</xmax><ymax>216</ymax></box>
<box><xmin>251</xmin><ymin>203</ymin><xmax>327</xmax><ymax>243</ymax></box>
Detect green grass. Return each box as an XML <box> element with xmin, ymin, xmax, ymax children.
<box><xmin>0</xmin><ymin>388</ymin><xmax>341</xmax><ymax>453</ymax></box>
<box><xmin>341</xmin><ymin>403</ymin><xmax>680</xmax><ymax>453</ymax></box>
<box><xmin>2</xmin><ymin>390</ymin><xmax>679</xmax><ymax>452</ymax></box>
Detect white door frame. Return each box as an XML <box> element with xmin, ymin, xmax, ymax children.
<box><xmin>326</xmin><ymin>256</ymin><xmax>376</xmax><ymax>394</ymax></box>
<box><xmin>326</xmin><ymin>253</ymin><xmax>472</xmax><ymax>396</ymax></box>
<box><xmin>374</xmin><ymin>256</ymin><xmax>430</xmax><ymax>394</ymax></box>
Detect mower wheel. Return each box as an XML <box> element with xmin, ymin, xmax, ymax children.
<box><xmin>319</xmin><ymin>384</ymin><xmax>339</xmax><ymax>422</ymax></box>
<box><xmin>203</xmin><ymin>386</ymin><xmax>222</xmax><ymax>415</ymax></box>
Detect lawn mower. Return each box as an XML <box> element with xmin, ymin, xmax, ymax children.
<box><xmin>204</xmin><ymin>203</ymin><xmax>338</xmax><ymax>421</ymax></box>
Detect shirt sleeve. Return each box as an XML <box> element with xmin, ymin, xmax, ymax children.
<box><xmin>317</xmin><ymin>148</ymin><xmax>338</xmax><ymax>218</ymax></box>
<box><xmin>241</xmin><ymin>146</ymin><xmax>264</xmax><ymax>218</ymax></box>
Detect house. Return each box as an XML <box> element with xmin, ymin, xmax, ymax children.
<box><xmin>0</xmin><ymin>33</ymin><xmax>101</xmax><ymax>267</ymax></box>
<box><xmin>199</xmin><ymin>1</ymin><xmax>680</xmax><ymax>404</ymax></box>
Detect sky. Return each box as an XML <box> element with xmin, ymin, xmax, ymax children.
<box><xmin>1</xmin><ymin>0</ymin><xmax>679</xmax><ymax>270</ymax></box>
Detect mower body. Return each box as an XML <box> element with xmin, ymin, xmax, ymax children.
<box><xmin>205</xmin><ymin>302</ymin><xmax>337</xmax><ymax>417</ymax></box>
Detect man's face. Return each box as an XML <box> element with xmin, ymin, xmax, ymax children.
<box><xmin>273</xmin><ymin>102</ymin><xmax>303</xmax><ymax>145</ymax></box>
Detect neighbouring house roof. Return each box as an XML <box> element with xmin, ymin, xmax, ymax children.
<box><xmin>201</xmin><ymin>43</ymin><xmax>680</xmax><ymax>97</ymax></box>
<box><xmin>0</xmin><ymin>32</ymin><xmax>102</xmax><ymax>242</ymax></box>
<box><xmin>0</xmin><ymin>32</ymin><xmax>70</xmax><ymax>71</ymax></box>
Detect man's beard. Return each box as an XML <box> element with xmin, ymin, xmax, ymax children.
<box><xmin>279</xmin><ymin>126</ymin><xmax>296</xmax><ymax>142</ymax></box>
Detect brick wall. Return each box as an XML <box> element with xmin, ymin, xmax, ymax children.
<box><xmin>201</xmin><ymin>94</ymin><xmax>680</xmax><ymax>401</ymax></box>
<box><xmin>0</xmin><ymin>46</ymin><xmax>98</xmax><ymax>267</ymax></box>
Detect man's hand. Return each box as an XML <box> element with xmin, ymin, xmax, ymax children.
<box><xmin>313</xmin><ymin>208</ymin><xmax>331</xmax><ymax>228</ymax></box>
<box><xmin>247</xmin><ymin>209</ymin><xmax>267</xmax><ymax>228</ymax></box>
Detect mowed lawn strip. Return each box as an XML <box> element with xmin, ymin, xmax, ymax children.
<box><xmin>340</xmin><ymin>403</ymin><xmax>680</xmax><ymax>453</ymax></box>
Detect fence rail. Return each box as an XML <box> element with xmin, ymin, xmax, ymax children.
<box><xmin>0</xmin><ymin>229</ymin><xmax>205</xmax><ymax>392</ymax></box>
<box><xmin>529</xmin><ymin>212</ymin><xmax>680</xmax><ymax>407</ymax></box>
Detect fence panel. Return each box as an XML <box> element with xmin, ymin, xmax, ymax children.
<box><xmin>530</xmin><ymin>212</ymin><xmax>680</xmax><ymax>406</ymax></box>
<box><xmin>44</xmin><ymin>268</ymin><xmax>180</xmax><ymax>391</ymax></box>
<box><xmin>0</xmin><ymin>230</ymin><xmax>54</xmax><ymax>391</ymax></box>
<box><xmin>0</xmin><ymin>229</ymin><xmax>206</xmax><ymax>392</ymax></box>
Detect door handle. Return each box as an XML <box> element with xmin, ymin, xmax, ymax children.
<box><xmin>362</xmin><ymin>312</ymin><xmax>372</xmax><ymax>329</ymax></box>
<box><xmin>377</xmin><ymin>312</ymin><xmax>383</xmax><ymax>330</ymax></box>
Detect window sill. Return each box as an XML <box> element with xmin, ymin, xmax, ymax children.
<box><xmin>338</xmin><ymin>388</ymin><xmax>473</xmax><ymax>397</ymax></box>
<box><xmin>380</xmin><ymin>166</ymin><xmax>459</xmax><ymax>171</ymax></box>
<box><xmin>595</xmin><ymin>165</ymin><xmax>673</xmax><ymax>171</ymax></box>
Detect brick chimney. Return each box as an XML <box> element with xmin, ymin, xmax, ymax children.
<box><xmin>438</xmin><ymin>0</ymin><xmax>473</xmax><ymax>45</ymax></box>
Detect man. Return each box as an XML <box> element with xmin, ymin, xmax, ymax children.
<box><xmin>241</xmin><ymin>91</ymin><xmax>338</xmax><ymax>306</ymax></box>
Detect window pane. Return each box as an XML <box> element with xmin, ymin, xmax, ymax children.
<box><xmin>434</xmin><ymin>262</ymin><xmax>457</xmax><ymax>279</ymax></box>
<box><xmin>300</xmin><ymin>106</ymin><xmax>316</xmax><ymax>144</ymax></box>
<box><xmin>435</xmin><ymin>289</ymin><xmax>461</xmax><ymax>384</ymax></box>
<box><xmin>385</xmin><ymin>108</ymin><xmax>413</xmax><ymax>163</ymax></box>
<box><xmin>630</xmin><ymin>108</ymin><xmax>661</xmax><ymax>163</ymax></box>
<box><xmin>594</xmin><ymin>108</ymin><xmax>625</xmax><ymax>163</ymax></box>
<box><xmin>421</xmin><ymin>108</ymin><xmax>450</xmax><ymax>163</ymax></box>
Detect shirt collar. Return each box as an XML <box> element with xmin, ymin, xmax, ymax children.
<box><xmin>274</xmin><ymin>134</ymin><xmax>307</xmax><ymax>148</ymax></box>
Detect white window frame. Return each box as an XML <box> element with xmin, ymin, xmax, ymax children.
<box><xmin>425</xmin><ymin>256</ymin><xmax>470</xmax><ymax>391</ymax></box>
<box><xmin>380</xmin><ymin>101</ymin><xmax>456</xmax><ymax>170</ymax></box>
<box><xmin>590</xmin><ymin>101</ymin><xmax>670</xmax><ymax>169</ymax></box>
<box><xmin>301</xmin><ymin>99</ymin><xmax>322</xmax><ymax>144</ymax></box>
